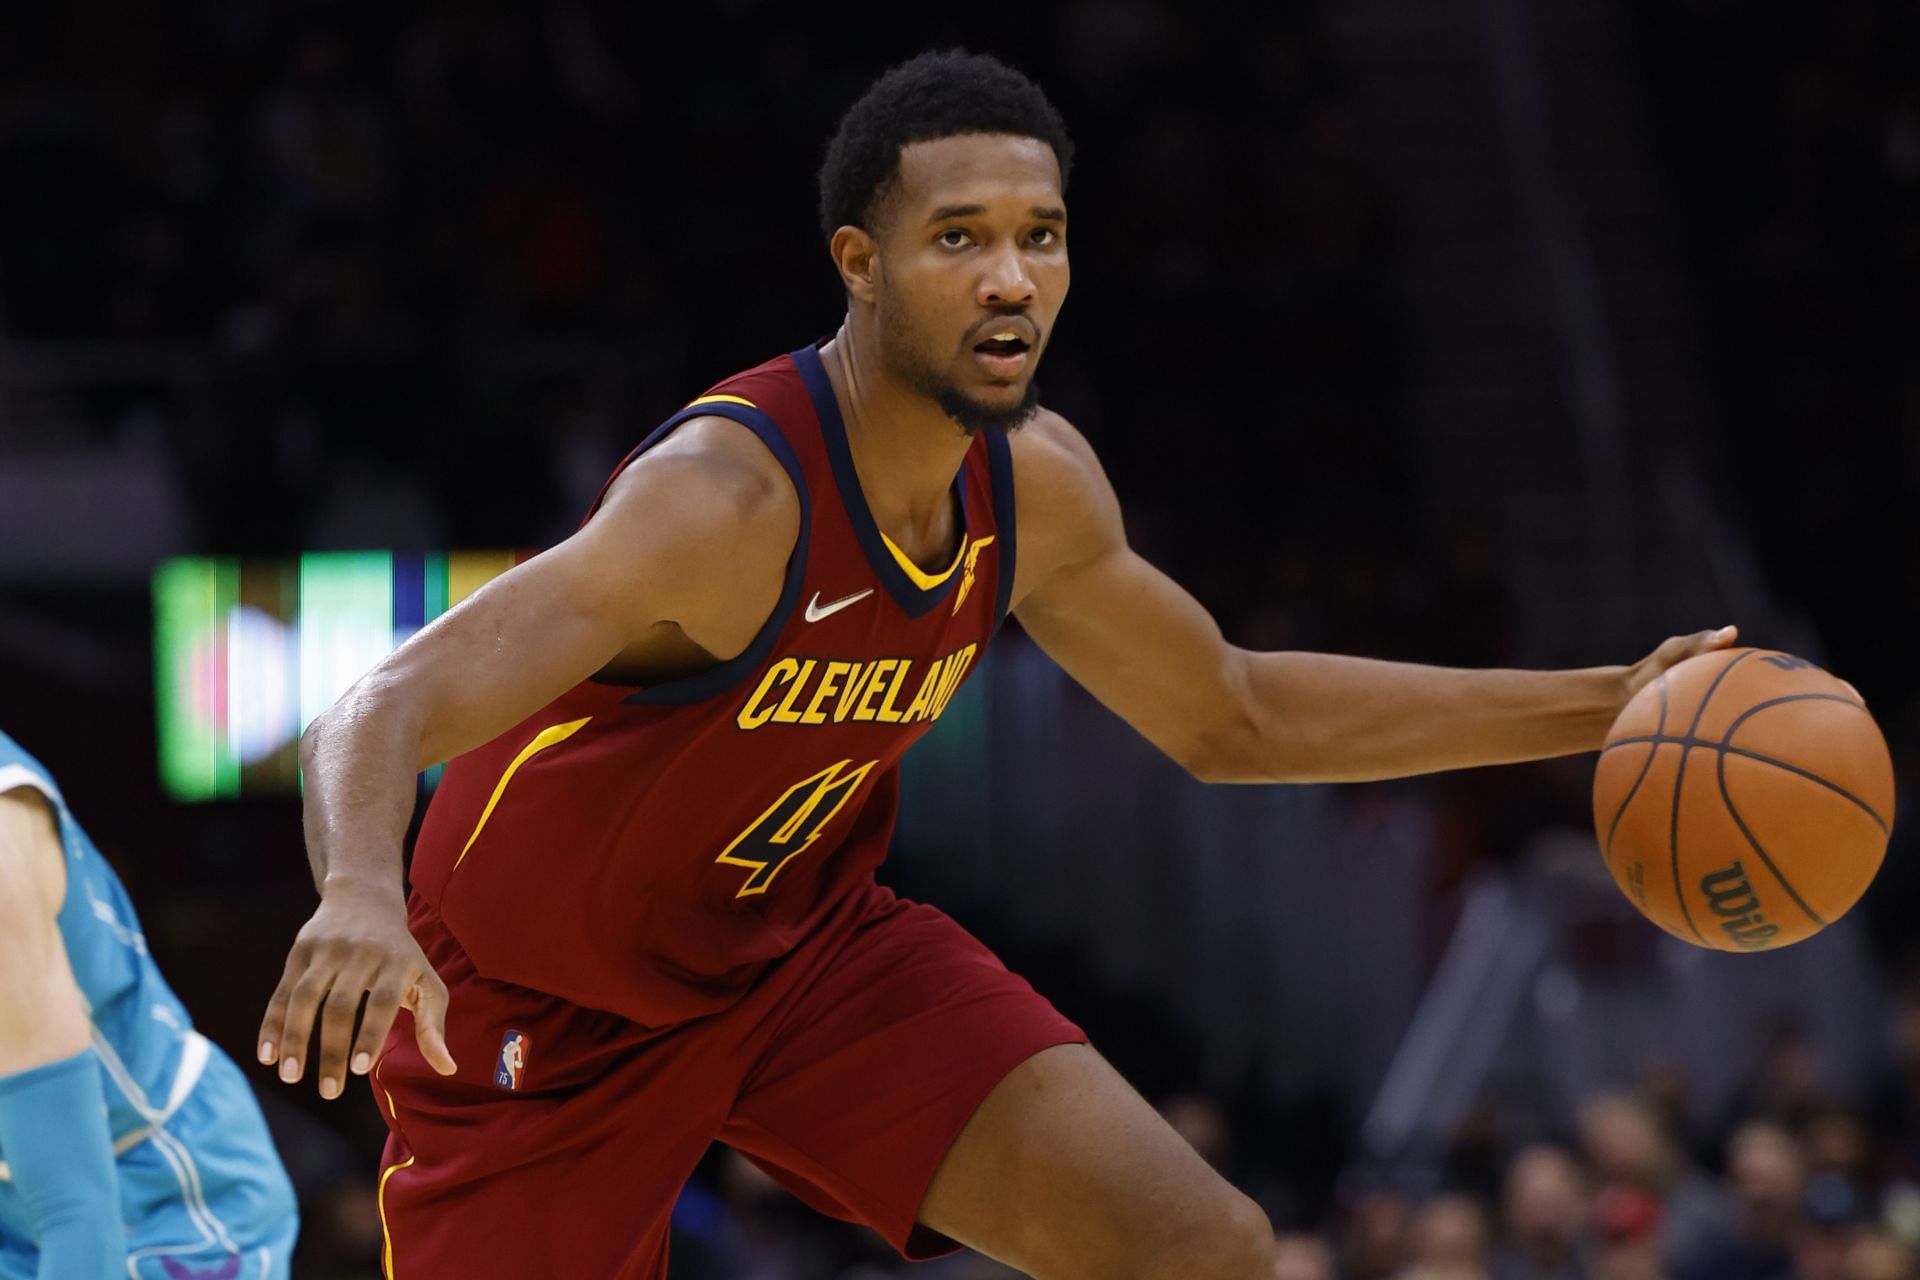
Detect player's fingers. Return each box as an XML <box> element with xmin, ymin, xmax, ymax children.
<box><xmin>1681</xmin><ymin>625</ymin><xmax>1736</xmax><ymax>656</ymax></box>
<box><xmin>407</xmin><ymin>973</ymin><xmax>459</xmax><ymax>1076</ymax></box>
<box><xmin>271</xmin><ymin>963</ymin><xmax>335</xmax><ymax>1085</ymax></box>
<box><xmin>314</xmin><ymin>969</ymin><xmax>377</xmax><ymax>1099</ymax></box>
<box><xmin>255</xmin><ymin>949</ymin><xmax>307</xmax><ymax>1067</ymax></box>
<box><xmin>1662</xmin><ymin>625</ymin><xmax>1735</xmax><ymax>667</ymax></box>
<box><xmin>350</xmin><ymin>975</ymin><xmax>408</xmax><ymax>1077</ymax></box>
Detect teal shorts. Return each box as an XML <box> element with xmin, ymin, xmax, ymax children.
<box><xmin>0</xmin><ymin>1047</ymin><xmax>298</xmax><ymax>1279</ymax></box>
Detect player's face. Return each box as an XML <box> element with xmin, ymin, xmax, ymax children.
<box><xmin>872</xmin><ymin>133</ymin><xmax>1068</xmax><ymax>434</ymax></box>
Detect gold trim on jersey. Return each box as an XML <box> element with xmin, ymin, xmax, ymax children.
<box><xmin>375</xmin><ymin>1059</ymin><xmax>412</xmax><ymax>1278</ymax></box>
<box><xmin>454</xmin><ymin>717</ymin><xmax>594</xmax><ymax>869</ymax></box>
<box><xmin>879</xmin><ymin>528</ymin><xmax>967</xmax><ymax>589</ymax></box>
<box><xmin>684</xmin><ymin>394</ymin><xmax>758</xmax><ymax>410</ymax></box>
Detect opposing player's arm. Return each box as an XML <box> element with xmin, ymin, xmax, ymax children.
<box><xmin>261</xmin><ymin>417</ymin><xmax>799</xmax><ymax>1097</ymax></box>
<box><xmin>0</xmin><ymin>787</ymin><xmax>126</xmax><ymax>1278</ymax></box>
<box><xmin>1008</xmin><ymin>415</ymin><xmax>1734</xmax><ymax>784</ymax></box>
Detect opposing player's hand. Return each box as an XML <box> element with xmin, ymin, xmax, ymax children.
<box><xmin>257</xmin><ymin>881</ymin><xmax>458</xmax><ymax>1099</ymax></box>
<box><xmin>1623</xmin><ymin>625</ymin><xmax>1739</xmax><ymax>703</ymax></box>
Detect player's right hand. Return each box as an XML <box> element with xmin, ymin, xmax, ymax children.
<box><xmin>256</xmin><ymin>881</ymin><xmax>458</xmax><ymax>1099</ymax></box>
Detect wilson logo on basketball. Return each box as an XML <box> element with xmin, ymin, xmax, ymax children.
<box><xmin>1698</xmin><ymin>861</ymin><xmax>1780</xmax><ymax>949</ymax></box>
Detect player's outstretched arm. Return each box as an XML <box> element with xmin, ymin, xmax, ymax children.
<box><xmin>1008</xmin><ymin>415</ymin><xmax>1735</xmax><ymax>785</ymax></box>
<box><xmin>258</xmin><ymin>418</ymin><xmax>800</xmax><ymax>1098</ymax></box>
<box><xmin>0</xmin><ymin>787</ymin><xmax>125</xmax><ymax>1278</ymax></box>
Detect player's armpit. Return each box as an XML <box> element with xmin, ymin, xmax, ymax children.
<box><xmin>1006</xmin><ymin>415</ymin><xmax>1255</xmax><ymax>779</ymax></box>
<box><xmin>0</xmin><ymin>788</ymin><xmax>92</xmax><ymax>1077</ymax></box>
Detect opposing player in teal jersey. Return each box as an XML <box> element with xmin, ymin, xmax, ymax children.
<box><xmin>0</xmin><ymin>731</ymin><xmax>297</xmax><ymax>1279</ymax></box>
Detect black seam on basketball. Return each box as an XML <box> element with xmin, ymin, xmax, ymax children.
<box><xmin>1715</xmin><ymin>747</ymin><xmax>1828</xmax><ymax>928</ymax></box>
<box><xmin>1668</xmin><ymin>652</ymin><xmax>1752</xmax><ymax>946</ymax></box>
<box><xmin>1716</xmin><ymin>747</ymin><xmax>1889</xmax><ymax>833</ymax></box>
<box><xmin>1669</xmin><ymin>743</ymin><xmax>1708</xmax><ymax>946</ymax></box>
<box><xmin>1600</xmin><ymin>737</ymin><xmax>1888</xmax><ymax>833</ymax></box>
<box><xmin>1605</xmin><ymin>674</ymin><xmax>1668</xmax><ymax>867</ymax></box>
<box><xmin>1720</xmin><ymin>701</ymin><xmax>1890</xmax><ymax>833</ymax></box>
<box><xmin>1600</xmin><ymin>691</ymin><xmax>1869</xmax><ymax>755</ymax></box>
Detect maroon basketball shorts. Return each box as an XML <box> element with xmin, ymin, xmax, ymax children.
<box><xmin>370</xmin><ymin>885</ymin><xmax>1085</xmax><ymax>1278</ymax></box>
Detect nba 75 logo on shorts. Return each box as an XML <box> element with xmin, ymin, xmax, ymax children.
<box><xmin>495</xmin><ymin>1029</ymin><xmax>529</xmax><ymax>1090</ymax></box>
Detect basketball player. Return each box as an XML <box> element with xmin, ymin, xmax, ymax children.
<box><xmin>258</xmin><ymin>51</ymin><xmax>1735</xmax><ymax>1278</ymax></box>
<box><xmin>0</xmin><ymin>730</ymin><xmax>298</xmax><ymax>1278</ymax></box>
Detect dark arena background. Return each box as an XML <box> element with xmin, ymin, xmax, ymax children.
<box><xmin>2</xmin><ymin>2</ymin><xmax>1917</xmax><ymax>1277</ymax></box>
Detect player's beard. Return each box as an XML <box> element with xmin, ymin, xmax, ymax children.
<box><xmin>879</xmin><ymin>296</ymin><xmax>1041</xmax><ymax>437</ymax></box>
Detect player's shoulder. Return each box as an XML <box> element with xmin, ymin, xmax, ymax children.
<box><xmin>598</xmin><ymin>414</ymin><xmax>802</xmax><ymax>548</ymax></box>
<box><xmin>1009</xmin><ymin>406</ymin><xmax>1100</xmax><ymax>478</ymax></box>
<box><xmin>0</xmin><ymin>731</ymin><xmax>62</xmax><ymax>810</ymax></box>
<box><xmin>1008</xmin><ymin>407</ymin><xmax>1118</xmax><ymax>528</ymax></box>
<box><xmin>1005</xmin><ymin>408</ymin><xmax>1123</xmax><ymax>597</ymax></box>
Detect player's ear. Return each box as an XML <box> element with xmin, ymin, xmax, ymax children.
<box><xmin>830</xmin><ymin>225</ymin><xmax>879</xmax><ymax>304</ymax></box>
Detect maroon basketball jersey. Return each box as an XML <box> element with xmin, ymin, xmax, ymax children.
<box><xmin>409</xmin><ymin>342</ymin><xmax>1016</xmax><ymax>1024</ymax></box>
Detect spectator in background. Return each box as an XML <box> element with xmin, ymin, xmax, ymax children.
<box><xmin>1272</xmin><ymin>1232</ymin><xmax>1338</xmax><ymax>1280</ymax></box>
<box><xmin>1591</xmin><ymin>1184</ymin><xmax>1667</xmax><ymax>1280</ymax></box>
<box><xmin>1845</xmin><ymin>1229</ymin><xmax>1920</xmax><ymax>1280</ymax></box>
<box><xmin>1494</xmin><ymin>1145</ymin><xmax>1589</xmax><ymax>1280</ymax></box>
<box><xmin>1400</xmin><ymin>1193</ymin><xmax>1492</xmax><ymax>1280</ymax></box>
<box><xmin>1342</xmin><ymin>1187</ymin><xmax>1413</xmax><ymax>1280</ymax></box>
<box><xmin>1579</xmin><ymin>1091</ymin><xmax>1731</xmax><ymax>1272</ymax></box>
<box><xmin>1679</xmin><ymin>1121</ymin><xmax>1805</xmax><ymax>1280</ymax></box>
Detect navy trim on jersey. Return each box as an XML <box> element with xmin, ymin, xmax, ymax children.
<box><xmin>791</xmin><ymin>343</ymin><xmax>973</xmax><ymax>620</ymax></box>
<box><xmin>985</xmin><ymin>428</ymin><xmax>1017</xmax><ymax>637</ymax></box>
<box><xmin>617</xmin><ymin>402</ymin><xmax>812</xmax><ymax>706</ymax></box>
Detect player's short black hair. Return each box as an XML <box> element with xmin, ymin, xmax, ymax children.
<box><xmin>817</xmin><ymin>49</ymin><xmax>1074</xmax><ymax>243</ymax></box>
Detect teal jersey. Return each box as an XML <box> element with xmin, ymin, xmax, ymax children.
<box><xmin>0</xmin><ymin>732</ymin><xmax>200</xmax><ymax>1154</ymax></box>
<box><xmin>0</xmin><ymin>732</ymin><xmax>297</xmax><ymax>1278</ymax></box>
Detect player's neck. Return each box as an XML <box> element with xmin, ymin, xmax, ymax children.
<box><xmin>819</xmin><ymin>324</ymin><xmax>974</xmax><ymax>535</ymax></box>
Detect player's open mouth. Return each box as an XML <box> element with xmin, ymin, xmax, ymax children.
<box><xmin>972</xmin><ymin>330</ymin><xmax>1031</xmax><ymax>379</ymax></box>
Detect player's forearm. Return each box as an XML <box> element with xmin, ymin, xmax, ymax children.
<box><xmin>1203</xmin><ymin>650</ymin><xmax>1627</xmax><ymax>784</ymax></box>
<box><xmin>299</xmin><ymin>676</ymin><xmax>428</xmax><ymax>899</ymax></box>
<box><xmin>0</xmin><ymin>1049</ymin><xmax>125</xmax><ymax>1279</ymax></box>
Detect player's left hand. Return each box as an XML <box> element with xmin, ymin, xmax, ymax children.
<box><xmin>1623</xmin><ymin>625</ymin><xmax>1739</xmax><ymax>704</ymax></box>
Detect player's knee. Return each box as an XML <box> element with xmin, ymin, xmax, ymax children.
<box><xmin>1141</xmin><ymin>1189</ymin><xmax>1275</xmax><ymax>1280</ymax></box>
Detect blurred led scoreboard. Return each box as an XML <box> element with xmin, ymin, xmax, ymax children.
<box><xmin>153</xmin><ymin>551</ymin><xmax>531</xmax><ymax>801</ymax></box>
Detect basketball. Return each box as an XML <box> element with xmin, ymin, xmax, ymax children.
<box><xmin>1593</xmin><ymin>647</ymin><xmax>1895</xmax><ymax>951</ymax></box>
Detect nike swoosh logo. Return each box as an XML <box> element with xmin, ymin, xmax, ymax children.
<box><xmin>805</xmin><ymin>588</ymin><xmax>874</xmax><ymax>623</ymax></box>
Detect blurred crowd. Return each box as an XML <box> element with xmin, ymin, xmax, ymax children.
<box><xmin>619</xmin><ymin>984</ymin><xmax>1920</xmax><ymax>1280</ymax></box>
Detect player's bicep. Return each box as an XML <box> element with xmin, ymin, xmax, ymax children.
<box><xmin>1009</xmin><ymin>418</ymin><xmax>1250</xmax><ymax>773</ymax></box>
<box><xmin>348</xmin><ymin>426</ymin><xmax>798</xmax><ymax>768</ymax></box>
<box><xmin>1016</xmin><ymin>545</ymin><xmax>1250</xmax><ymax>772</ymax></box>
<box><xmin>0</xmin><ymin>790</ymin><xmax>89</xmax><ymax>1075</ymax></box>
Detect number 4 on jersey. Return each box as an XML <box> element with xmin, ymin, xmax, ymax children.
<box><xmin>716</xmin><ymin>759</ymin><xmax>878</xmax><ymax>896</ymax></box>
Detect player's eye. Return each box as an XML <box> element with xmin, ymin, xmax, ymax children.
<box><xmin>937</xmin><ymin>229</ymin><xmax>972</xmax><ymax>249</ymax></box>
<box><xmin>1029</xmin><ymin>227</ymin><xmax>1060</xmax><ymax>247</ymax></box>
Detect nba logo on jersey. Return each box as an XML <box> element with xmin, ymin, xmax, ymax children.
<box><xmin>494</xmin><ymin>1030</ymin><xmax>528</xmax><ymax>1090</ymax></box>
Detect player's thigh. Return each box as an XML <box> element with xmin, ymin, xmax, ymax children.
<box><xmin>918</xmin><ymin>1043</ymin><xmax>1275</xmax><ymax>1280</ymax></box>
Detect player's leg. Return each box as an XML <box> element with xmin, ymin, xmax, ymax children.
<box><xmin>719</xmin><ymin>891</ymin><xmax>1274</xmax><ymax>1279</ymax></box>
<box><xmin>917</xmin><ymin>1042</ymin><xmax>1275</xmax><ymax>1279</ymax></box>
<box><xmin>369</xmin><ymin>903</ymin><xmax>731</xmax><ymax>1278</ymax></box>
